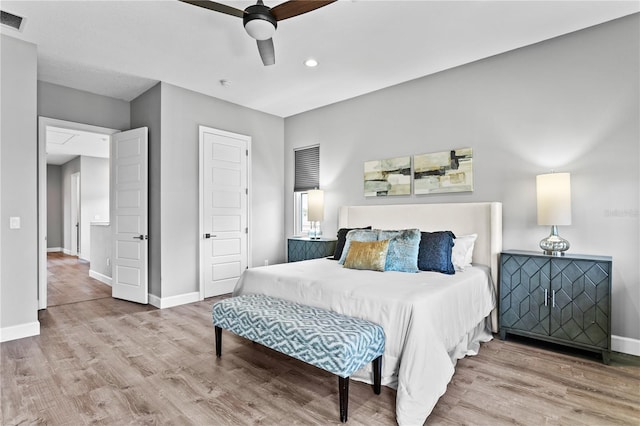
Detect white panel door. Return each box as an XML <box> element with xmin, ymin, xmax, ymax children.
<box><xmin>200</xmin><ymin>126</ymin><xmax>249</xmax><ymax>298</ymax></box>
<box><xmin>111</xmin><ymin>127</ymin><xmax>149</xmax><ymax>304</ymax></box>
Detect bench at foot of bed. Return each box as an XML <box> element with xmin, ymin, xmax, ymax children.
<box><xmin>212</xmin><ymin>294</ymin><xmax>386</xmax><ymax>423</ymax></box>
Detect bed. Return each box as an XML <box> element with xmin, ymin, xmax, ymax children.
<box><xmin>233</xmin><ymin>202</ymin><xmax>502</xmax><ymax>425</ymax></box>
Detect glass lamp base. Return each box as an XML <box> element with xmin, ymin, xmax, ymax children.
<box><xmin>309</xmin><ymin>221</ymin><xmax>322</xmax><ymax>239</ymax></box>
<box><xmin>540</xmin><ymin>225</ymin><xmax>570</xmax><ymax>256</ymax></box>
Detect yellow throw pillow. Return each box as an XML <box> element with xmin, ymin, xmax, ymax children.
<box><xmin>343</xmin><ymin>240</ymin><xmax>390</xmax><ymax>272</ymax></box>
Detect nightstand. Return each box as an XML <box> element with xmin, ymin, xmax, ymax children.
<box><xmin>499</xmin><ymin>250</ymin><xmax>612</xmax><ymax>363</ymax></box>
<box><xmin>287</xmin><ymin>237</ymin><xmax>337</xmax><ymax>262</ymax></box>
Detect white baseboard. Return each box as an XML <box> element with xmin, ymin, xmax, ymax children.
<box><xmin>612</xmin><ymin>335</ymin><xmax>640</xmax><ymax>357</ymax></box>
<box><xmin>148</xmin><ymin>291</ymin><xmax>200</xmax><ymax>309</ymax></box>
<box><xmin>89</xmin><ymin>270</ymin><xmax>112</xmax><ymax>286</ymax></box>
<box><xmin>0</xmin><ymin>321</ymin><xmax>40</xmax><ymax>343</ymax></box>
<box><xmin>47</xmin><ymin>247</ymin><xmax>62</xmax><ymax>252</ymax></box>
<box><xmin>62</xmin><ymin>248</ymin><xmax>74</xmax><ymax>255</ymax></box>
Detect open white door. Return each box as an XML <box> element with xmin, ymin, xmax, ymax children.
<box><xmin>200</xmin><ymin>126</ymin><xmax>250</xmax><ymax>298</ymax></box>
<box><xmin>111</xmin><ymin>127</ymin><xmax>149</xmax><ymax>304</ymax></box>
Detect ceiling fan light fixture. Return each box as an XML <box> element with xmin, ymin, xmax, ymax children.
<box><xmin>243</xmin><ymin>2</ymin><xmax>277</xmax><ymax>41</ymax></box>
<box><xmin>244</xmin><ymin>18</ymin><xmax>276</xmax><ymax>40</ymax></box>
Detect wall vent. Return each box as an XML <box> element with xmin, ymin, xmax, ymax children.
<box><xmin>1</xmin><ymin>10</ymin><xmax>25</xmax><ymax>31</ymax></box>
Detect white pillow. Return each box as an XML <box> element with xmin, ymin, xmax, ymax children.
<box><xmin>452</xmin><ymin>234</ymin><xmax>477</xmax><ymax>271</ymax></box>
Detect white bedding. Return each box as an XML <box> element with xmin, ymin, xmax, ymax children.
<box><xmin>232</xmin><ymin>258</ymin><xmax>496</xmax><ymax>425</ymax></box>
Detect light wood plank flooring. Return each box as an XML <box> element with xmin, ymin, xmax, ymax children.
<box><xmin>2</xmin><ymin>296</ymin><xmax>638</xmax><ymax>424</ymax></box>
<box><xmin>47</xmin><ymin>252</ymin><xmax>111</xmax><ymax>306</ymax></box>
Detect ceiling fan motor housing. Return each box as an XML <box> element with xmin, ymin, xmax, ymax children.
<box><xmin>243</xmin><ymin>3</ymin><xmax>277</xmax><ymax>40</ymax></box>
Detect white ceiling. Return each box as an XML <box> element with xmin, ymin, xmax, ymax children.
<box><xmin>45</xmin><ymin>126</ymin><xmax>110</xmax><ymax>166</ymax></box>
<box><xmin>1</xmin><ymin>1</ymin><xmax>638</xmax><ymax>118</ymax></box>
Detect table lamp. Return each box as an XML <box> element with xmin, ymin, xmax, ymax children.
<box><xmin>536</xmin><ymin>172</ymin><xmax>571</xmax><ymax>256</ymax></box>
<box><xmin>307</xmin><ymin>189</ymin><xmax>324</xmax><ymax>239</ymax></box>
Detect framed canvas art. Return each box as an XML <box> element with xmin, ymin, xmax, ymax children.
<box><xmin>364</xmin><ymin>156</ymin><xmax>411</xmax><ymax>197</ymax></box>
<box><xmin>413</xmin><ymin>148</ymin><xmax>473</xmax><ymax>194</ymax></box>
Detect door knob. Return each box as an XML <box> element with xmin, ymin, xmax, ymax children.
<box><xmin>133</xmin><ymin>235</ymin><xmax>148</xmax><ymax>240</ymax></box>
<box><xmin>204</xmin><ymin>233</ymin><xmax>217</xmax><ymax>239</ymax></box>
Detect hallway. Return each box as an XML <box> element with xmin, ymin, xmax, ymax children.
<box><xmin>47</xmin><ymin>252</ymin><xmax>111</xmax><ymax>306</ymax></box>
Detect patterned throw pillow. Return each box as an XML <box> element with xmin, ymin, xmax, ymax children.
<box><xmin>343</xmin><ymin>240</ymin><xmax>390</xmax><ymax>272</ymax></box>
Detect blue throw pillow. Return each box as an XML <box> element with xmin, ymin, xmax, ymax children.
<box><xmin>417</xmin><ymin>231</ymin><xmax>456</xmax><ymax>274</ymax></box>
<box><xmin>378</xmin><ymin>229</ymin><xmax>421</xmax><ymax>273</ymax></box>
<box><xmin>333</xmin><ymin>226</ymin><xmax>372</xmax><ymax>260</ymax></box>
<box><xmin>338</xmin><ymin>229</ymin><xmax>379</xmax><ymax>264</ymax></box>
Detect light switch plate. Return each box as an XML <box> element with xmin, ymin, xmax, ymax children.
<box><xmin>9</xmin><ymin>217</ymin><xmax>20</xmax><ymax>229</ymax></box>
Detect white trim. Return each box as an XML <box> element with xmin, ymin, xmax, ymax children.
<box><xmin>89</xmin><ymin>270</ymin><xmax>112</xmax><ymax>286</ymax></box>
<box><xmin>38</xmin><ymin>117</ymin><xmax>119</xmax><ymax>310</ymax></box>
<box><xmin>612</xmin><ymin>335</ymin><xmax>640</xmax><ymax>357</ymax></box>
<box><xmin>148</xmin><ymin>292</ymin><xmax>200</xmax><ymax>309</ymax></box>
<box><xmin>46</xmin><ymin>247</ymin><xmax>62</xmax><ymax>252</ymax></box>
<box><xmin>62</xmin><ymin>248</ymin><xmax>73</xmax><ymax>256</ymax></box>
<box><xmin>0</xmin><ymin>321</ymin><xmax>40</xmax><ymax>342</ymax></box>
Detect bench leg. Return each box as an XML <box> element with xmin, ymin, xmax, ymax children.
<box><xmin>339</xmin><ymin>376</ymin><xmax>349</xmax><ymax>423</ymax></box>
<box><xmin>373</xmin><ymin>355</ymin><xmax>382</xmax><ymax>395</ymax></box>
<box><xmin>215</xmin><ymin>326</ymin><xmax>222</xmax><ymax>358</ymax></box>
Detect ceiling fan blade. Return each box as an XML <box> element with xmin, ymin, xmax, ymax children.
<box><xmin>271</xmin><ymin>0</ymin><xmax>336</xmax><ymax>21</ymax></box>
<box><xmin>179</xmin><ymin>0</ymin><xmax>245</xmax><ymax>18</ymax></box>
<box><xmin>257</xmin><ymin>38</ymin><xmax>275</xmax><ymax>66</ymax></box>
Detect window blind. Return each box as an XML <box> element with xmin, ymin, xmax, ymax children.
<box><xmin>294</xmin><ymin>145</ymin><xmax>319</xmax><ymax>192</ymax></box>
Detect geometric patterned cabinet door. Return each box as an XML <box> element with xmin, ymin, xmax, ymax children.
<box><xmin>288</xmin><ymin>237</ymin><xmax>337</xmax><ymax>262</ymax></box>
<box><xmin>499</xmin><ymin>250</ymin><xmax>612</xmax><ymax>364</ymax></box>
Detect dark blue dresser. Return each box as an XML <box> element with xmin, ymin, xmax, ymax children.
<box><xmin>287</xmin><ymin>237</ymin><xmax>337</xmax><ymax>262</ymax></box>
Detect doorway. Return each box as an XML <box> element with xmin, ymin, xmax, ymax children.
<box><xmin>38</xmin><ymin>117</ymin><xmax>119</xmax><ymax>309</ymax></box>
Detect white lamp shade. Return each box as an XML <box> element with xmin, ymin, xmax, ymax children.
<box><xmin>307</xmin><ymin>189</ymin><xmax>324</xmax><ymax>222</ymax></box>
<box><xmin>536</xmin><ymin>173</ymin><xmax>572</xmax><ymax>226</ymax></box>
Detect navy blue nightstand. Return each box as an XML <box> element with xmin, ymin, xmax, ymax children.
<box><xmin>287</xmin><ymin>237</ymin><xmax>337</xmax><ymax>262</ymax></box>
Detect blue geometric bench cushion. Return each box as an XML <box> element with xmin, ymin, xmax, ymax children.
<box><xmin>212</xmin><ymin>294</ymin><xmax>385</xmax><ymax>378</ymax></box>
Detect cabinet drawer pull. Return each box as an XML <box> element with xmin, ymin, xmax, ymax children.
<box><xmin>552</xmin><ymin>290</ymin><xmax>556</xmax><ymax>308</ymax></box>
<box><xmin>543</xmin><ymin>288</ymin><xmax>548</xmax><ymax>306</ymax></box>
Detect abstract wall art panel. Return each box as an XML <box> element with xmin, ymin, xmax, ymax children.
<box><xmin>364</xmin><ymin>156</ymin><xmax>411</xmax><ymax>197</ymax></box>
<box><xmin>413</xmin><ymin>148</ymin><xmax>473</xmax><ymax>195</ymax></box>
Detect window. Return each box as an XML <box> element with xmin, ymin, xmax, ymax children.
<box><xmin>294</xmin><ymin>145</ymin><xmax>319</xmax><ymax>236</ymax></box>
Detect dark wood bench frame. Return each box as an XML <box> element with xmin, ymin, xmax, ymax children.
<box><xmin>215</xmin><ymin>326</ymin><xmax>382</xmax><ymax>423</ymax></box>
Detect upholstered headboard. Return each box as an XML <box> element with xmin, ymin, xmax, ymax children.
<box><xmin>338</xmin><ymin>202</ymin><xmax>503</xmax><ymax>331</ymax></box>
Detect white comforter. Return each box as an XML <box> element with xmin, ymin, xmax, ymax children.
<box><xmin>233</xmin><ymin>258</ymin><xmax>495</xmax><ymax>425</ymax></box>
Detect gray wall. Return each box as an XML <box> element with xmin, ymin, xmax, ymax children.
<box><xmin>284</xmin><ymin>15</ymin><xmax>639</xmax><ymax>341</ymax></box>
<box><xmin>46</xmin><ymin>164</ymin><xmax>63</xmax><ymax>249</ymax></box>
<box><xmin>38</xmin><ymin>81</ymin><xmax>130</xmax><ymax>130</ymax></box>
<box><xmin>89</xmin><ymin>223</ymin><xmax>111</xmax><ymax>279</ymax></box>
<box><xmin>130</xmin><ymin>82</ymin><xmax>285</xmax><ymax>299</ymax></box>
<box><xmin>0</xmin><ymin>35</ymin><xmax>38</xmax><ymax>333</ymax></box>
<box><xmin>79</xmin><ymin>156</ymin><xmax>109</xmax><ymax>261</ymax></box>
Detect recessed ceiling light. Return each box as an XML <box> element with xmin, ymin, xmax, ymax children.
<box><xmin>304</xmin><ymin>58</ymin><xmax>318</xmax><ymax>68</ymax></box>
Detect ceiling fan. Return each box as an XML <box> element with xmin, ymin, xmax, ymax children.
<box><xmin>180</xmin><ymin>0</ymin><xmax>336</xmax><ymax>66</ymax></box>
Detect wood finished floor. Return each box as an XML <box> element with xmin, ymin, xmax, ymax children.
<box><xmin>1</xmin><ymin>256</ymin><xmax>638</xmax><ymax>425</ymax></box>
<box><xmin>46</xmin><ymin>252</ymin><xmax>111</xmax><ymax>306</ymax></box>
